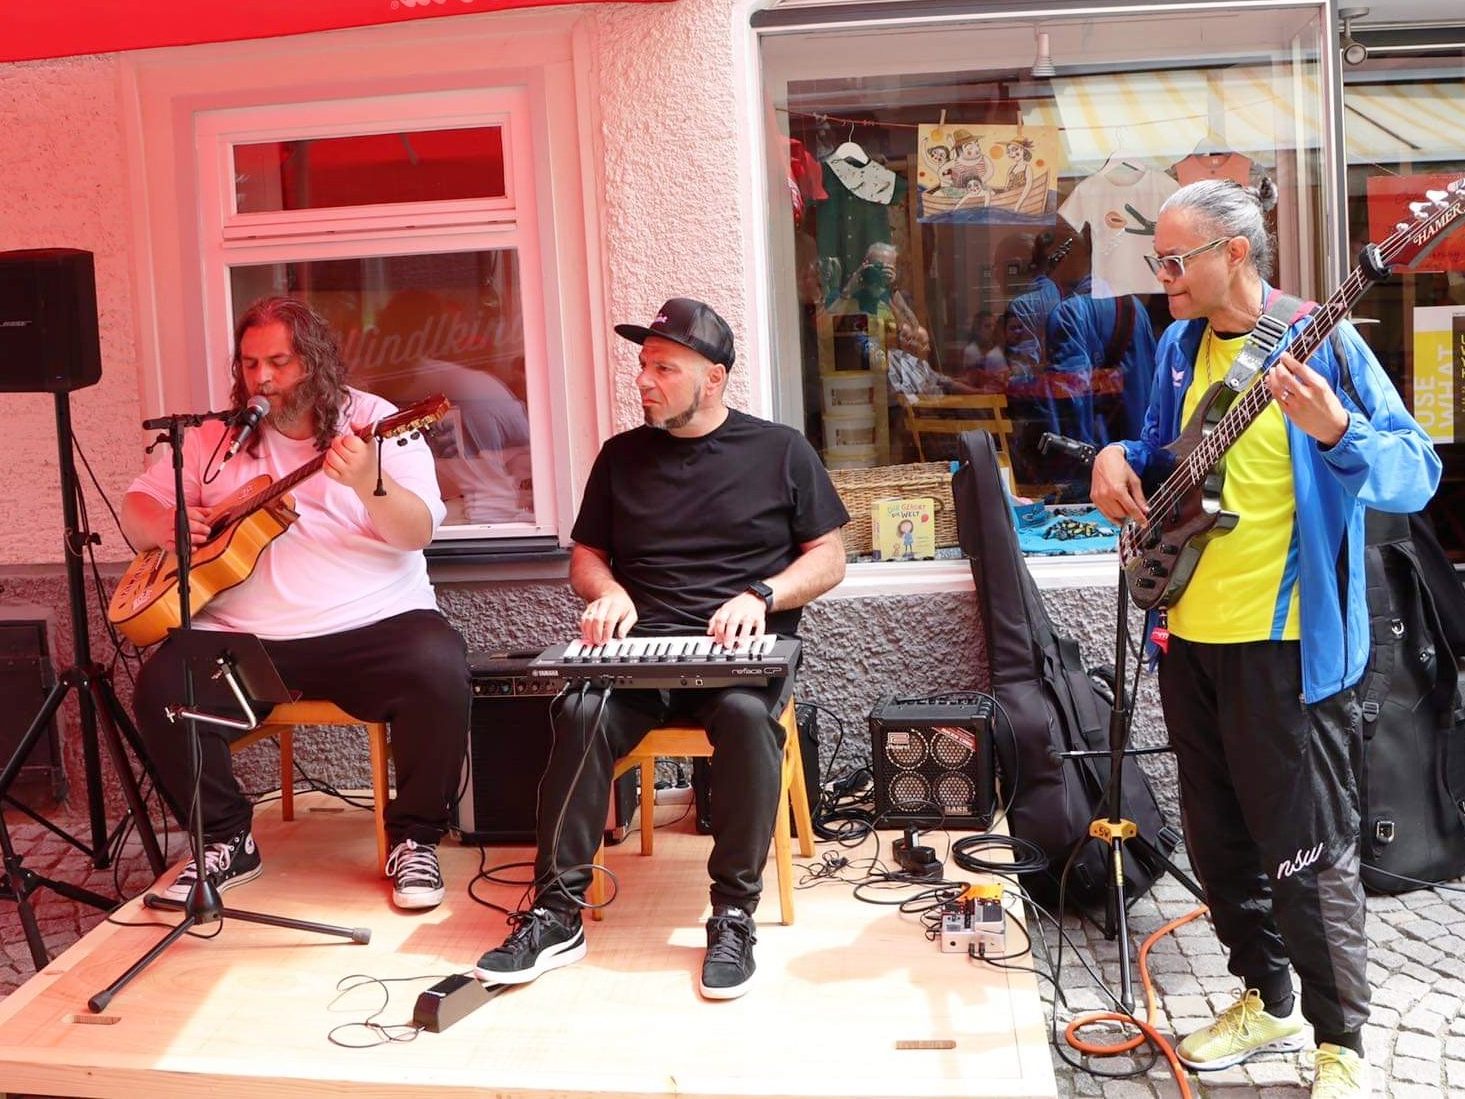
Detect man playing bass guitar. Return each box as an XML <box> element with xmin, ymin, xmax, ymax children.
<box><xmin>123</xmin><ymin>296</ymin><xmax>470</xmax><ymax>911</ymax></box>
<box><xmin>1090</xmin><ymin>179</ymin><xmax>1439</xmax><ymax>1099</ymax></box>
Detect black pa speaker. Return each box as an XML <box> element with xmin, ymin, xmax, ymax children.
<box><xmin>457</xmin><ymin>651</ymin><xmax>634</xmax><ymax>845</ymax></box>
<box><xmin>0</xmin><ymin>248</ymin><xmax>102</xmax><ymax>393</ymax></box>
<box><xmin>869</xmin><ymin>694</ymin><xmax>996</xmax><ymax>830</ymax></box>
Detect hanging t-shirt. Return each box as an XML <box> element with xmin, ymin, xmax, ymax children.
<box><xmin>1172</xmin><ymin>151</ymin><xmax>1253</xmax><ymax>186</ymax></box>
<box><xmin>1058</xmin><ymin>162</ymin><xmax>1178</xmax><ymax>298</ymax></box>
<box><xmin>571</xmin><ymin>409</ymin><xmax>850</xmax><ymax>638</ymax></box>
<box><xmin>127</xmin><ymin>387</ymin><xmax>446</xmax><ymax>640</ymax></box>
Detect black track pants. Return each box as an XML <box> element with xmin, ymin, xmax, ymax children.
<box><xmin>1159</xmin><ymin>636</ymin><xmax>1369</xmax><ymax>1041</ymax></box>
<box><xmin>135</xmin><ymin>610</ymin><xmax>470</xmax><ymax>847</ymax></box>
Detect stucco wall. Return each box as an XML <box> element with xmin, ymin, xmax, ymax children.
<box><xmin>1</xmin><ymin>56</ymin><xmax>143</xmax><ymax>567</ymax></box>
<box><xmin>588</xmin><ymin>0</ymin><xmax>755</xmax><ymax>427</ymax></box>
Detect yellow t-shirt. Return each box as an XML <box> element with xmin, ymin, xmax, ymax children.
<box><xmin>1166</xmin><ymin>328</ymin><xmax>1301</xmax><ymax>643</ymax></box>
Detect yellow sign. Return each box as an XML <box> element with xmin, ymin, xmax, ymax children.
<box><xmin>872</xmin><ymin>497</ymin><xmax>937</xmax><ymax>561</ymax></box>
<box><xmin>1411</xmin><ymin>306</ymin><xmax>1465</xmax><ymax>444</ymax></box>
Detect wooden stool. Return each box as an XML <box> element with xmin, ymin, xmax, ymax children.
<box><xmin>586</xmin><ymin>699</ymin><xmax>815</xmax><ymax>925</ymax></box>
<box><xmin>229</xmin><ymin>700</ymin><xmax>391</xmax><ymax>872</ymax></box>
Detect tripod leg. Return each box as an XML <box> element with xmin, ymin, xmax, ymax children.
<box><xmin>88</xmin><ymin>670</ymin><xmax>167</xmax><ymax>876</ymax></box>
<box><xmin>0</xmin><ymin>816</ymin><xmax>53</xmax><ymax>971</ymax></box>
<box><xmin>88</xmin><ymin>911</ymin><xmax>200</xmax><ymax>1013</ymax></box>
<box><xmin>1130</xmin><ymin>830</ymin><xmax>1206</xmax><ymax>903</ymax></box>
<box><xmin>143</xmin><ymin>895</ymin><xmax>371</xmax><ymax>943</ymax></box>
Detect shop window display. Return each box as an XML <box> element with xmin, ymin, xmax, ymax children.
<box><xmin>762</xmin><ymin>8</ymin><xmax>1329</xmax><ymax>548</ymax></box>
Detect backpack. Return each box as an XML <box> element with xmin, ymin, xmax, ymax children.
<box><xmin>952</xmin><ymin>429</ymin><xmax>1180</xmax><ymax>912</ymax></box>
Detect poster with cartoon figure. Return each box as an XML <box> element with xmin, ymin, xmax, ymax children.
<box><xmin>916</xmin><ymin>123</ymin><xmax>1062</xmax><ymax>224</ymax></box>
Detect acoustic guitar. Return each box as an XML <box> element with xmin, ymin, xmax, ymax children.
<box><xmin>1119</xmin><ymin>178</ymin><xmax>1465</xmax><ymax>611</ymax></box>
<box><xmin>108</xmin><ymin>395</ymin><xmax>449</xmax><ymax>646</ymax></box>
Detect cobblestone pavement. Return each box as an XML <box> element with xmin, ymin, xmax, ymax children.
<box><xmin>3</xmin><ymin>810</ymin><xmax>1462</xmax><ymax>1096</ymax></box>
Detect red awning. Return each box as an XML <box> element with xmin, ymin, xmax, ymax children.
<box><xmin>3</xmin><ymin>0</ymin><xmax>670</xmax><ymax>64</ymax></box>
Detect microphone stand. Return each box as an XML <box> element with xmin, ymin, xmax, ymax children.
<box><xmin>88</xmin><ymin>410</ymin><xmax>369</xmax><ymax>1013</ymax></box>
<box><xmin>1043</xmin><ymin>432</ymin><xmax>1205</xmax><ymax>1013</ymax></box>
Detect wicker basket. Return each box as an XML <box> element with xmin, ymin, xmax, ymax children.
<box><xmin>829</xmin><ymin>461</ymin><xmax>958</xmax><ymax>553</ymax></box>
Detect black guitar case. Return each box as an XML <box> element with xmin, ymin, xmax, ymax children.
<box><xmin>952</xmin><ymin>429</ymin><xmax>1179</xmax><ymax>909</ymax></box>
<box><xmin>1357</xmin><ymin>509</ymin><xmax>1465</xmax><ymax>894</ymax></box>
<box><xmin>1325</xmin><ymin>331</ymin><xmax>1465</xmax><ymax>893</ymax></box>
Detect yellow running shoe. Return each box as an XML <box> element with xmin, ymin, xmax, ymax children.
<box><xmin>1176</xmin><ymin>988</ymin><xmax>1306</xmax><ymax>1070</ymax></box>
<box><xmin>1312</xmin><ymin>1043</ymin><xmax>1371</xmax><ymax>1098</ymax></box>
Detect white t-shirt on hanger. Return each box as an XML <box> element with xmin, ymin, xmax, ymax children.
<box><xmin>1059</xmin><ymin>161</ymin><xmax>1179</xmax><ymax>298</ymax></box>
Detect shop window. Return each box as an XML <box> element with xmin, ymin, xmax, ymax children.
<box><xmin>1342</xmin><ymin>44</ymin><xmax>1465</xmax><ymax>561</ymax></box>
<box><xmin>760</xmin><ymin>5</ymin><xmax>1329</xmax><ymax>559</ymax></box>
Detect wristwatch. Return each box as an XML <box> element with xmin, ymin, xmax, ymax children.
<box><xmin>746</xmin><ymin>581</ymin><xmax>775</xmax><ymax>612</ymax></box>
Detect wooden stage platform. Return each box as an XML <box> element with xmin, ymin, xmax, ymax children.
<box><xmin>0</xmin><ymin>793</ymin><xmax>1056</xmax><ymax>1098</ymax></box>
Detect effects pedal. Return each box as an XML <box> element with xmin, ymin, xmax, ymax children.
<box><xmin>940</xmin><ymin>883</ymin><xmax>1006</xmax><ymax>955</ymax></box>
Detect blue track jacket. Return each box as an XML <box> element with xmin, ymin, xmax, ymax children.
<box><xmin>1116</xmin><ymin>286</ymin><xmax>1441</xmax><ymax>703</ymax></box>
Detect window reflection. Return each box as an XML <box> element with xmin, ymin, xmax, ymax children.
<box><xmin>229</xmin><ymin>250</ymin><xmax>533</xmax><ymax>529</ymax></box>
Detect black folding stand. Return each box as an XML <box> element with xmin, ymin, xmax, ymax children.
<box><xmin>1039</xmin><ymin>432</ymin><xmax>1205</xmax><ymax>1013</ymax></box>
<box><xmin>0</xmin><ymin>391</ymin><xmax>167</xmax><ymax>972</ymax></box>
<box><xmin>87</xmin><ymin>411</ymin><xmax>368</xmax><ymax>1014</ymax></box>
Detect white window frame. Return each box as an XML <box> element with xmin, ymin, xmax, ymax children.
<box><xmin>195</xmin><ymin>89</ymin><xmax>556</xmax><ymax>539</ymax></box>
<box><xmin>122</xmin><ymin>13</ymin><xmax>610</xmax><ymax>554</ymax></box>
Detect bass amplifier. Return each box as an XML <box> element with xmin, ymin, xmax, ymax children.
<box><xmin>868</xmin><ymin>694</ymin><xmax>996</xmax><ymax>831</ymax></box>
<box><xmin>457</xmin><ymin>651</ymin><xmax>634</xmax><ymax>846</ymax></box>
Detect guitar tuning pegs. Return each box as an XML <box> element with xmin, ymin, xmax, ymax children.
<box><xmin>1408</xmin><ymin>201</ymin><xmax>1430</xmax><ymax>218</ymax></box>
<box><xmin>1395</xmin><ymin>221</ymin><xmax>1410</xmax><ymax>232</ymax></box>
<box><xmin>1426</xmin><ymin>189</ymin><xmax>1448</xmax><ymax>204</ymax></box>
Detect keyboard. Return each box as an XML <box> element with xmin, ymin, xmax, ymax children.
<box><xmin>530</xmin><ymin>635</ymin><xmax>800</xmax><ymax>689</ymax></box>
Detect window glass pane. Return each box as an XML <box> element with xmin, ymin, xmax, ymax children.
<box><xmin>229</xmin><ymin>250</ymin><xmax>533</xmax><ymax>531</ymax></box>
<box><xmin>1343</xmin><ymin>46</ymin><xmax>1465</xmax><ymax>560</ymax></box>
<box><xmin>233</xmin><ymin>127</ymin><xmax>506</xmax><ymax>213</ymax></box>
<box><xmin>762</xmin><ymin>9</ymin><xmax>1326</xmax><ymax>556</ymax></box>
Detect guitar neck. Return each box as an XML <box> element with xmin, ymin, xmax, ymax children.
<box><xmin>1178</xmin><ymin>265</ymin><xmax>1372</xmax><ymax>481</ymax></box>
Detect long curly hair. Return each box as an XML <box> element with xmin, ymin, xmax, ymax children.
<box><xmin>229</xmin><ymin>296</ymin><xmax>351</xmax><ymax>452</ymax></box>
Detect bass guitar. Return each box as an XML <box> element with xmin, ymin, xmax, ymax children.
<box><xmin>1120</xmin><ymin>179</ymin><xmax>1465</xmax><ymax>611</ymax></box>
<box><xmin>108</xmin><ymin>394</ymin><xmax>449</xmax><ymax>645</ymax></box>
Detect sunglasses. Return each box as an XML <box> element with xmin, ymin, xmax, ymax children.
<box><xmin>1144</xmin><ymin>237</ymin><xmax>1229</xmax><ymax>279</ymax></box>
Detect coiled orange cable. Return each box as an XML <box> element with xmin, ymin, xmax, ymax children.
<box><xmin>1062</xmin><ymin>904</ymin><xmax>1211</xmax><ymax>1098</ymax></box>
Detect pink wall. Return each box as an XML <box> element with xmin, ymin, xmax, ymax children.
<box><xmin>1</xmin><ymin>57</ymin><xmax>144</xmax><ymax>565</ymax></box>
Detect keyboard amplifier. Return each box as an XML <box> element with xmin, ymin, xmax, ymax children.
<box><xmin>458</xmin><ymin>651</ymin><xmax>634</xmax><ymax>845</ymax></box>
<box><xmin>868</xmin><ymin>694</ymin><xmax>996</xmax><ymax>830</ymax></box>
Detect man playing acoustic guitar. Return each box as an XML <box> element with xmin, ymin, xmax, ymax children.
<box><xmin>1091</xmin><ymin>179</ymin><xmax>1440</xmax><ymax>1099</ymax></box>
<box><xmin>123</xmin><ymin>296</ymin><xmax>470</xmax><ymax>911</ymax></box>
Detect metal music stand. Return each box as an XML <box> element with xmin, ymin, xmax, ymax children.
<box><xmin>87</xmin><ymin>414</ymin><xmax>369</xmax><ymax>1014</ymax></box>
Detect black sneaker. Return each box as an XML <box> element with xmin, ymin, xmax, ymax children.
<box><xmin>160</xmin><ymin>829</ymin><xmax>261</xmax><ymax>903</ymax></box>
<box><xmin>386</xmin><ymin>839</ymin><xmax>445</xmax><ymax>909</ymax></box>
<box><xmin>473</xmin><ymin>907</ymin><xmax>586</xmax><ymax>985</ymax></box>
<box><xmin>699</xmin><ymin>904</ymin><xmax>757</xmax><ymax>1000</ymax></box>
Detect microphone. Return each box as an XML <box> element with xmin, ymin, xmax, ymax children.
<box><xmin>1038</xmin><ymin>431</ymin><xmax>1098</xmax><ymax>467</ymax></box>
<box><xmin>222</xmin><ymin>395</ymin><xmax>271</xmax><ymax>464</ymax></box>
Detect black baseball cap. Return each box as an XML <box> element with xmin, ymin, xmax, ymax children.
<box><xmin>614</xmin><ymin>298</ymin><xmax>736</xmax><ymax>370</ymax></box>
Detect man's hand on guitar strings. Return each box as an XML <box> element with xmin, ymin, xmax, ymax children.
<box><xmin>1090</xmin><ymin>444</ymin><xmax>1149</xmax><ymax>525</ymax></box>
<box><xmin>161</xmin><ymin>505</ymin><xmax>213</xmax><ymax>552</ymax></box>
<box><xmin>1266</xmin><ymin>353</ymin><xmax>1349</xmax><ymax>447</ymax></box>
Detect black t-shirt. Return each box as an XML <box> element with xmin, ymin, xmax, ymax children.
<box><xmin>571</xmin><ymin>409</ymin><xmax>850</xmax><ymax>637</ymax></box>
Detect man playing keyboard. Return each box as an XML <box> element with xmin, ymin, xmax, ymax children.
<box><xmin>474</xmin><ymin>297</ymin><xmax>848</xmax><ymax>1000</ymax></box>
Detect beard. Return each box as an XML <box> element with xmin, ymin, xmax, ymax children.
<box><xmin>644</xmin><ymin>383</ymin><xmax>701</xmax><ymax>431</ymax></box>
<box><xmin>263</xmin><ymin>381</ymin><xmax>315</xmax><ymax>433</ymax></box>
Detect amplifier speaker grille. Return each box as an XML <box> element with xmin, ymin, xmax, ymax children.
<box><xmin>869</xmin><ymin>694</ymin><xmax>996</xmax><ymax>830</ymax></box>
